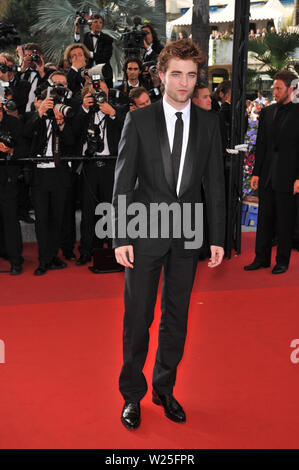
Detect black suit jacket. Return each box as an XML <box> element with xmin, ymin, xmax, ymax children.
<box><xmin>72</xmin><ymin>106</ymin><xmax>123</xmax><ymax>157</ymax></box>
<box><xmin>0</xmin><ymin>113</ymin><xmax>28</xmax><ymax>184</ymax></box>
<box><xmin>23</xmin><ymin>111</ymin><xmax>74</xmax><ymax>187</ymax></box>
<box><xmin>112</xmin><ymin>100</ymin><xmax>226</xmax><ymax>256</ymax></box>
<box><xmin>77</xmin><ymin>31</ymin><xmax>113</xmax><ymax>68</ymax></box>
<box><xmin>253</xmin><ymin>102</ymin><xmax>299</xmax><ymax>192</ymax></box>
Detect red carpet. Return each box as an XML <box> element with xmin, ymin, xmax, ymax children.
<box><xmin>0</xmin><ymin>233</ymin><xmax>299</xmax><ymax>449</ymax></box>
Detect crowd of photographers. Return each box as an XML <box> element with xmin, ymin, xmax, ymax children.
<box><xmin>0</xmin><ymin>13</ymin><xmax>165</xmax><ymax>276</ymax></box>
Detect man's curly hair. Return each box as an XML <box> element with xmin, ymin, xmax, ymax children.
<box><xmin>157</xmin><ymin>39</ymin><xmax>205</xmax><ymax>74</ymax></box>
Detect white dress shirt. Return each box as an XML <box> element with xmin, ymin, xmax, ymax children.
<box><xmin>162</xmin><ymin>97</ymin><xmax>191</xmax><ymax>195</ymax></box>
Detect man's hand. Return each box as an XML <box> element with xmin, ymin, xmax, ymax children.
<box><xmin>250</xmin><ymin>175</ymin><xmax>259</xmax><ymax>190</ymax></box>
<box><xmin>294</xmin><ymin>180</ymin><xmax>299</xmax><ymax>195</ymax></box>
<box><xmin>38</xmin><ymin>97</ymin><xmax>54</xmax><ymax>118</ymax></box>
<box><xmin>208</xmin><ymin>245</ymin><xmax>224</xmax><ymax>268</ymax></box>
<box><xmin>35</xmin><ymin>55</ymin><xmax>45</xmax><ymax>79</ymax></box>
<box><xmin>0</xmin><ymin>142</ymin><xmax>13</xmax><ymax>154</ymax></box>
<box><xmin>115</xmin><ymin>245</ymin><xmax>134</xmax><ymax>268</ymax></box>
<box><xmin>82</xmin><ymin>93</ymin><xmax>94</xmax><ymax>111</ymax></box>
<box><xmin>74</xmin><ymin>16</ymin><xmax>80</xmax><ymax>34</ymax></box>
<box><xmin>20</xmin><ymin>54</ymin><xmax>32</xmax><ymax>73</ymax></box>
<box><xmin>99</xmin><ymin>101</ymin><xmax>116</xmax><ymax>117</ymax></box>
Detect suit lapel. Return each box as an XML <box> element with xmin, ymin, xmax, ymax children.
<box><xmin>155</xmin><ymin>101</ymin><xmax>176</xmax><ymax>196</ymax></box>
<box><xmin>178</xmin><ymin>103</ymin><xmax>198</xmax><ymax>198</ymax></box>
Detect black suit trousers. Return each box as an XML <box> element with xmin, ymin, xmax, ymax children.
<box><xmin>0</xmin><ymin>182</ymin><xmax>22</xmax><ymax>265</ymax></box>
<box><xmin>32</xmin><ymin>169</ymin><xmax>68</xmax><ymax>264</ymax></box>
<box><xmin>80</xmin><ymin>161</ymin><xmax>115</xmax><ymax>255</ymax></box>
<box><xmin>119</xmin><ymin>245</ymin><xmax>198</xmax><ymax>402</ymax></box>
<box><xmin>255</xmin><ymin>185</ymin><xmax>296</xmax><ymax>266</ymax></box>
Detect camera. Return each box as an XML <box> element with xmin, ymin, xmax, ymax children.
<box><xmin>0</xmin><ymin>131</ymin><xmax>14</xmax><ymax>149</ymax></box>
<box><xmin>76</xmin><ymin>11</ymin><xmax>88</xmax><ymax>26</ymax></box>
<box><xmin>0</xmin><ymin>82</ymin><xmax>17</xmax><ymax>111</ymax></box>
<box><xmin>121</xmin><ymin>16</ymin><xmax>148</xmax><ymax>58</ymax></box>
<box><xmin>0</xmin><ymin>64</ymin><xmax>20</xmax><ymax>74</ymax></box>
<box><xmin>30</xmin><ymin>50</ymin><xmax>42</xmax><ymax>67</ymax></box>
<box><xmin>46</xmin><ymin>84</ymin><xmax>74</xmax><ymax>118</ymax></box>
<box><xmin>86</xmin><ymin>126</ymin><xmax>104</xmax><ymax>156</ymax></box>
<box><xmin>143</xmin><ymin>61</ymin><xmax>158</xmax><ymax>75</ymax></box>
<box><xmin>89</xmin><ymin>74</ymin><xmax>107</xmax><ymax>112</ymax></box>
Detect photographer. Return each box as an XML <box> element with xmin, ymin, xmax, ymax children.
<box><xmin>23</xmin><ymin>86</ymin><xmax>74</xmax><ymax>276</ymax></box>
<box><xmin>129</xmin><ymin>87</ymin><xmax>151</xmax><ymax>110</ymax></box>
<box><xmin>0</xmin><ymin>53</ymin><xmax>30</xmax><ymax>117</ymax></box>
<box><xmin>141</xmin><ymin>23</ymin><xmax>163</xmax><ymax>63</ymax></box>
<box><xmin>0</xmin><ymin>102</ymin><xmax>27</xmax><ymax>275</ymax></box>
<box><xmin>0</xmin><ymin>53</ymin><xmax>34</xmax><ymax>224</ymax></box>
<box><xmin>74</xmin><ymin>13</ymin><xmax>113</xmax><ymax>88</ymax></box>
<box><xmin>17</xmin><ymin>43</ymin><xmax>52</xmax><ymax>113</ymax></box>
<box><xmin>73</xmin><ymin>77</ymin><xmax>123</xmax><ymax>266</ymax></box>
<box><xmin>117</xmin><ymin>56</ymin><xmax>161</xmax><ymax>108</ymax></box>
<box><xmin>46</xmin><ymin>70</ymin><xmax>80</xmax><ymax>261</ymax></box>
<box><xmin>64</xmin><ymin>43</ymin><xmax>90</xmax><ymax>97</ymax></box>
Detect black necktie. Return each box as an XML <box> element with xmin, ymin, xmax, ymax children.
<box><xmin>171</xmin><ymin>112</ymin><xmax>183</xmax><ymax>190</ymax></box>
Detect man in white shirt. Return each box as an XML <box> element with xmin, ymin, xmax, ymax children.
<box><xmin>113</xmin><ymin>39</ymin><xmax>226</xmax><ymax>430</ymax></box>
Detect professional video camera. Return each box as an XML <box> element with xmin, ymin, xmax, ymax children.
<box><xmin>46</xmin><ymin>84</ymin><xmax>74</xmax><ymax>118</ymax></box>
<box><xmin>121</xmin><ymin>16</ymin><xmax>148</xmax><ymax>58</ymax></box>
<box><xmin>0</xmin><ymin>22</ymin><xmax>20</xmax><ymax>48</ymax></box>
<box><xmin>0</xmin><ymin>81</ymin><xmax>17</xmax><ymax>112</ymax></box>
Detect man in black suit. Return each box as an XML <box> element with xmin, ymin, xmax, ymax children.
<box><xmin>24</xmin><ymin>90</ymin><xmax>74</xmax><ymax>275</ymax></box>
<box><xmin>244</xmin><ymin>69</ymin><xmax>299</xmax><ymax>274</ymax></box>
<box><xmin>73</xmin><ymin>78</ymin><xmax>123</xmax><ymax>266</ymax></box>
<box><xmin>16</xmin><ymin>43</ymin><xmax>52</xmax><ymax>113</ymax></box>
<box><xmin>0</xmin><ymin>103</ymin><xmax>27</xmax><ymax>274</ymax></box>
<box><xmin>112</xmin><ymin>39</ymin><xmax>226</xmax><ymax>430</ymax></box>
<box><xmin>141</xmin><ymin>23</ymin><xmax>164</xmax><ymax>63</ymax></box>
<box><xmin>0</xmin><ymin>53</ymin><xmax>30</xmax><ymax>117</ymax></box>
<box><xmin>74</xmin><ymin>13</ymin><xmax>113</xmax><ymax>88</ymax></box>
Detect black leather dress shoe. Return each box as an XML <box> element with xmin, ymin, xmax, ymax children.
<box><xmin>121</xmin><ymin>402</ymin><xmax>141</xmax><ymax>430</ymax></box>
<box><xmin>152</xmin><ymin>390</ymin><xmax>186</xmax><ymax>423</ymax></box>
<box><xmin>76</xmin><ymin>254</ymin><xmax>91</xmax><ymax>266</ymax></box>
<box><xmin>244</xmin><ymin>260</ymin><xmax>270</xmax><ymax>271</ymax></box>
<box><xmin>272</xmin><ymin>264</ymin><xmax>288</xmax><ymax>274</ymax></box>
<box><xmin>63</xmin><ymin>251</ymin><xmax>77</xmax><ymax>261</ymax></box>
<box><xmin>34</xmin><ymin>264</ymin><xmax>48</xmax><ymax>276</ymax></box>
<box><xmin>48</xmin><ymin>256</ymin><xmax>67</xmax><ymax>269</ymax></box>
<box><xmin>10</xmin><ymin>264</ymin><xmax>23</xmax><ymax>275</ymax></box>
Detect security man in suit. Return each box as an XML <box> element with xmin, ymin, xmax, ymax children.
<box><xmin>74</xmin><ymin>13</ymin><xmax>113</xmax><ymax>88</ymax></box>
<box><xmin>245</xmin><ymin>69</ymin><xmax>299</xmax><ymax>274</ymax></box>
<box><xmin>113</xmin><ymin>39</ymin><xmax>226</xmax><ymax>430</ymax></box>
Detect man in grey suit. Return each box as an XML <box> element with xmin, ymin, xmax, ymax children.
<box><xmin>112</xmin><ymin>39</ymin><xmax>226</xmax><ymax>430</ymax></box>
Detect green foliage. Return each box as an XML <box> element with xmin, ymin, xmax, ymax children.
<box><xmin>248</xmin><ymin>32</ymin><xmax>299</xmax><ymax>78</ymax></box>
<box><xmin>2</xmin><ymin>0</ymin><xmax>40</xmax><ymax>44</ymax></box>
<box><xmin>30</xmin><ymin>0</ymin><xmax>164</xmax><ymax>74</ymax></box>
